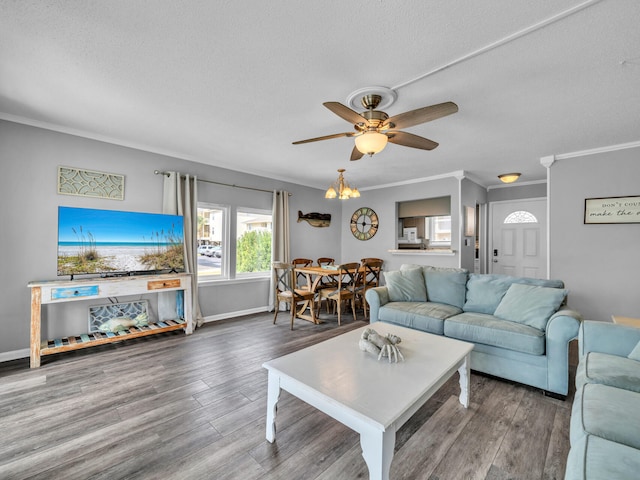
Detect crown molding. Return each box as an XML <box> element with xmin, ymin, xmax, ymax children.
<box><xmin>486</xmin><ymin>179</ymin><xmax>547</xmax><ymax>191</ymax></box>
<box><xmin>552</xmin><ymin>140</ymin><xmax>640</xmax><ymax>161</ymax></box>
<box><xmin>360</xmin><ymin>170</ymin><xmax>465</xmax><ymax>191</ymax></box>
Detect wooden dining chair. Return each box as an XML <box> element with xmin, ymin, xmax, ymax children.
<box><xmin>317</xmin><ymin>257</ymin><xmax>335</xmax><ymax>267</ymax></box>
<box><xmin>317</xmin><ymin>262</ymin><xmax>360</xmax><ymax>326</ymax></box>
<box><xmin>356</xmin><ymin>259</ymin><xmax>383</xmax><ymax>319</ymax></box>
<box><xmin>316</xmin><ymin>257</ymin><xmax>337</xmax><ymax>291</ymax></box>
<box><xmin>360</xmin><ymin>257</ymin><xmax>383</xmax><ymax>265</ymax></box>
<box><xmin>291</xmin><ymin>258</ymin><xmax>313</xmax><ymax>290</ymax></box>
<box><xmin>272</xmin><ymin>262</ymin><xmax>316</xmax><ymax>330</ymax></box>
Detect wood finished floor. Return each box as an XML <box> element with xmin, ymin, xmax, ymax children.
<box><xmin>0</xmin><ymin>312</ymin><xmax>575</xmax><ymax>480</ymax></box>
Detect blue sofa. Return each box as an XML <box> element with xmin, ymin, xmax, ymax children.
<box><xmin>365</xmin><ymin>264</ymin><xmax>582</xmax><ymax>396</ymax></box>
<box><xmin>565</xmin><ymin>320</ymin><xmax>640</xmax><ymax>479</ymax></box>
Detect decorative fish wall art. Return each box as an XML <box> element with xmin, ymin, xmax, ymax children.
<box><xmin>297</xmin><ymin>210</ymin><xmax>331</xmax><ymax>228</ymax></box>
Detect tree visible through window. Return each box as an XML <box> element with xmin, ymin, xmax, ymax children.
<box><xmin>236</xmin><ymin>210</ymin><xmax>272</xmax><ymax>274</ymax></box>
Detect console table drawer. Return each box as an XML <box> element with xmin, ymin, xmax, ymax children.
<box><xmin>147</xmin><ymin>278</ymin><xmax>181</xmax><ymax>290</ymax></box>
<box><xmin>51</xmin><ymin>285</ymin><xmax>99</xmax><ymax>300</ymax></box>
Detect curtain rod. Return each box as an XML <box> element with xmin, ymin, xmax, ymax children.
<box><xmin>154</xmin><ymin>170</ymin><xmax>291</xmax><ymax>196</ymax></box>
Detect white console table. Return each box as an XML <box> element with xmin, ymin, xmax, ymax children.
<box><xmin>28</xmin><ymin>273</ymin><xmax>193</xmax><ymax>368</ymax></box>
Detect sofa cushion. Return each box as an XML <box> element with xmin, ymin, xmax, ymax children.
<box><xmin>421</xmin><ymin>266</ymin><xmax>468</xmax><ymax>309</ymax></box>
<box><xmin>629</xmin><ymin>340</ymin><xmax>640</xmax><ymax>361</ymax></box>
<box><xmin>463</xmin><ymin>273</ymin><xmax>565</xmax><ymax>315</ymax></box>
<box><xmin>493</xmin><ymin>283</ymin><xmax>567</xmax><ymax>331</ymax></box>
<box><xmin>571</xmin><ymin>383</ymin><xmax>640</xmax><ymax>450</ymax></box>
<box><xmin>575</xmin><ymin>351</ymin><xmax>640</xmax><ymax>392</ymax></box>
<box><xmin>443</xmin><ymin>312</ymin><xmax>545</xmax><ymax>355</ymax></box>
<box><xmin>565</xmin><ymin>434</ymin><xmax>640</xmax><ymax>480</ymax></box>
<box><xmin>379</xmin><ymin>302</ymin><xmax>461</xmax><ymax>335</ymax></box>
<box><xmin>384</xmin><ymin>268</ymin><xmax>427</xmax><ymax>302</ymax></box>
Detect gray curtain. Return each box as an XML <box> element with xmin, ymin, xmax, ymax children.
<box><xmin>269</xmin><ymin>190</ymin><xmax>290</xmax><ymax>311</ymax></box>
<box><xmin>160</xmin><ymin>171</ymin><xmax>204</xmax><ymax>329</ymax></box>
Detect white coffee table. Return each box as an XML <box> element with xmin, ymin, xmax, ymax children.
<box><xmin>263</xmin><ymin>322</ymin><xmax>473</xmax><ymax>480</ymax></box>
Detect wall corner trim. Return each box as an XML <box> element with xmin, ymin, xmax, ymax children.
<box><xmin>540</xmin><ymin>155</ymin><xmax>556</xmax><ymax>168</ymax></box>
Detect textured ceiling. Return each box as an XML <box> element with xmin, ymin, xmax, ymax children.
<box><xmin>1</xmin><ymin>0</ymin><xmax>639</xmax><ymax>190</ymax></box>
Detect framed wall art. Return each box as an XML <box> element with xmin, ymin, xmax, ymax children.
<box><xmin>584</xmin><ymin>196</ymin><xmax>640</xmax><ymax>224</ymax></box>
<box><xmin>464</xmin><ymin>205</ymin><xmax>476</xmax><ymax>236</ymax></box>
<box><xmin>57</xmin><ymin>166</ymin><xmax>125</xmax><ymax>200</ymax></box>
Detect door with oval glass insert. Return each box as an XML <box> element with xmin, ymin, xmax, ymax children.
<box><xmin>490</xmin><ymin>198</ymin><xmax>547</xmax><ymax>278</ymax></box>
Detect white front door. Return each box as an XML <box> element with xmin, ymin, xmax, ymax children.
<box><xmin>490</xmin><ymin>198</ymin><xmax>547</xmax><ymax>278</ymax></box>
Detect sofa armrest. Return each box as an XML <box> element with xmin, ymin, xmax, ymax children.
<box><xmin>365</xmin><ymin>286</ymin><xmax>389</xmax><ymax>323</ymax></box>
<box><xmin>579</xmin><ymin>320</ymin><xmax>640</xmax><ymax>358</ymax></box>
<box><xmin>545</xmin><ymin>309</ymin><xmax>582</xmax><ymax>395</ymax></box>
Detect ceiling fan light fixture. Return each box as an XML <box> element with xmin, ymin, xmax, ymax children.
<box><xmin>355</xmin><ymin>131</ymin><xmax>388</xmax><ymax>156</ymax></box>
<box><xmin>498</xmin><ymin>173</ymin><xmax>521</xmax><ymax>184</ymax></box>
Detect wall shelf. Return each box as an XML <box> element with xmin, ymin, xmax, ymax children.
<box><xmin>28</xmin><ymin>273</ymin><xmax>193</xmax><ymax>368</ymax></box>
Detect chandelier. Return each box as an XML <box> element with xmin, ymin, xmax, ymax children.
<box><xmin>325</xmin><ymin>169</ymin><xmax>360</xmax><ymax>199</ymax></box>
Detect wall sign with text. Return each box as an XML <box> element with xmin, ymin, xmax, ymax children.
<box><xmin>584</xmin><ymin>196</ymin><xmax>640</xmax><ymax>224</ymax></box>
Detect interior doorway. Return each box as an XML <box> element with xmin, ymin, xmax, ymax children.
<box><xmin>489</xmin><ymin>198</ymin><xmax>547</xmax><ymax>278</ymax></box>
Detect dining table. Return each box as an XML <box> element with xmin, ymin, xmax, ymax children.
<box><xmin>293</xmin><ymin>264</ymin><xmax>362</xmax><ymax>323</ymax></box>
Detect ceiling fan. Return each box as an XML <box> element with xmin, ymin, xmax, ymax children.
<box><xmin>292</xmin><ymin>94</ymin><xmax>458</xmax><ymax>160</ymax></box>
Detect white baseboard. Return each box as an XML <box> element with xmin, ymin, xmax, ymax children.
<box><xmin>203</xmin><ymin>306</ymin><xmax>270</xmax><ymax>323</ymax></box>
<box><xmin>0</xmin><ymin>348</ymin><xmax>30</xmax><ymax>362</ymax></box>
<box><xmin>0</xmin><ymin>307</ymin><xmax>271</xmax><ymax>363</ymax></box>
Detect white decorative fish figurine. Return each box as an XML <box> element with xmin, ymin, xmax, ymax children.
<box><xmin>297</xmin><ymin>210</ymin><xmax>331</xmax><ymax>228</ymax></box>
<box><xmin>99</xmin><ymin>312</ymin><xmax>149</xmax><ymax>333</ymax></box>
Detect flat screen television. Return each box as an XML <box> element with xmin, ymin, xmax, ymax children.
<box><xmin>57</xmin><ymin>206</ymin><xmax>185</xmax><ymax>278</ymax></box>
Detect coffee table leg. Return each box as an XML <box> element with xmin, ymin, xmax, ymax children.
<box><xmin>458</xmin><ymin>354</ymin><xmax>470</xmax><ymax>408</ymax></box>
<box><xmin>360</xmin><ymin>428</ymin><xmax>395</xmax><ymax>480</ymax></box>
<box><xmin>266</xmin><ymin>371</ymin><xmax>281</xmax><ymax>443</ymax></box>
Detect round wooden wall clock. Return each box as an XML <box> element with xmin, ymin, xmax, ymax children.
<box><xmin>350</xmin><ymin>207</ymin><xmax>379</xmax><ymax>241</ymax></box>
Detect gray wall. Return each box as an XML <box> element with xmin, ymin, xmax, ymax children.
<box><xmin>487</xmin><ymin>182</ymin><xmax>547</xmax><ymax>203</ymax></box>
<box><xmin>0</xmin><ymin>120</ymin><xmax>341</xmax><ymax>356</ymax></box>
<box><xmin>549</xmin><ymin>147</ymin><xmax>640</xmax><ymax>321</ymax></box>
<box><xmin>340</xmin><ymin>176</ymin><xmax>463</xmax><ymax>272</ymax></box>
<box><xmin>460</xmin><ymin>178</ymin><xmax>488</xmax><ymax>271</ymax></box>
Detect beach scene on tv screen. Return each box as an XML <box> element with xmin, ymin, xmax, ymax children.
<box><xmin>57</xmin><ymin>207</ymin><xmax>185</xmax><ymax>276</ymax></box>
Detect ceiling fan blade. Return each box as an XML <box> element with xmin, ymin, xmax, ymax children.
<box><xmin>383</xmin><ymin>101</ymin><xmax>458</xmax><ymax>130</ymax></box>
<box><xmin>292</xmin><ymin>132</ymin><xmax>355</xmax><ymax>145</ymax></box>
<box><xmin>350</xmin><ymin>145</ymin><xmax>364</xmax><ymax>161</ymax></box>
<box><xmin>387</xmin><ymin>131</ymin><xmax>439</xmax><ymax>150</ymax></box>
<box><xmin>323</xmin><ymin>102</ymin><xmax>369</xmax><ymax>126</ymax></box>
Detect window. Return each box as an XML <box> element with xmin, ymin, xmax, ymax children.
<box><xmin>197</xmin><ymin>204</ymin><xmax>272</xmax><ymax>281</ymax></box>
<box><xmin>197</xmin><ymin>205</ymin><xmax>227</xmax><ymax>279</ymax></box>
<box><xmin>504</xmin><ymin>211</ymin><xmax>538</xmax><ymax>224</ymax></box>
<box><xmin>427</xmin><ymin>216</ymin><xmax>452</xmax><ymax>247</ymax></box>
<box><xmin>236</xmin><ymin>209</ymin><xmax>272</xmax><ymax>276</ymax></box>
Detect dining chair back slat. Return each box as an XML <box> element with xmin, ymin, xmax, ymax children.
<box><xmin>316</xmin><ymin>257</ymin><xmax>337</xmax><ymax>289</ymax></box>
<box><xmin>272</xmin><ymin>261</ymin><xmax>316</xmax><ymax>329</ymax></box>
<box><xmin>291</xmin><ymin>258</ymin><xmax>313</xmax><ymax>290</ymax></box>
<box><xmin>357</xmin><ymin>259</ymin><xmax>383</xmax><ymax>319</ymax></box>
<box><xmin>317</xmin><ymin>262</ymin><xmax>360</xmax><ymax>326</ymax></box>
